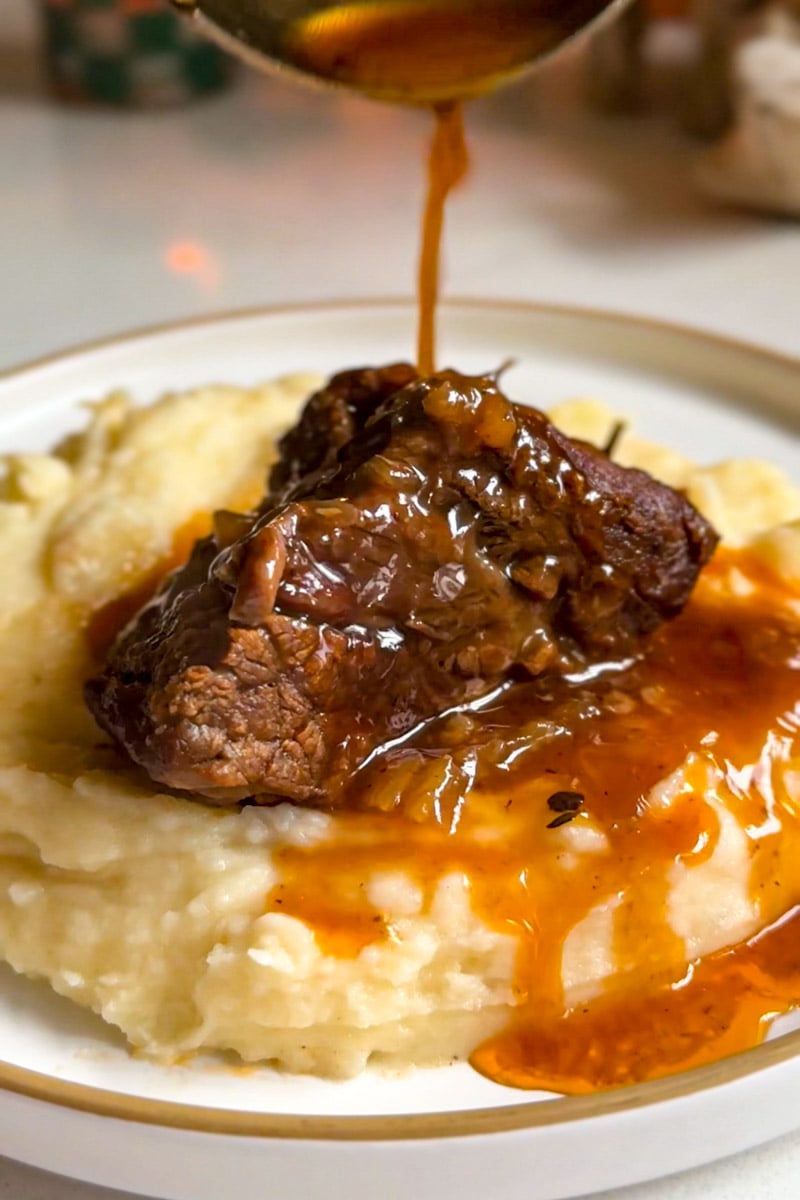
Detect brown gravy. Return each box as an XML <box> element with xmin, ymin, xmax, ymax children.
<box><xmin>284</xmin><ymin>0</ymin><xmax>609</xmax><ymax>376</ymax></box>
<box><xmin>417</xmin><ymin>104</ymin><xmax>468</xmax><ymax>374</ymax></box>
<box><xmin>268</xmin><ymin>550</ymin><xmax>800</xmax><ymax>1092</ymax></box>
<box><xmin>283</xmin><ymin>0</ymin><xmax>615</xmax><ymax>104</ymax></box>
<box><xmin>86</xmin><ymin>475</ymin><xmax>266</xmax><ymax>660</ymax></box>
<box><xmin>86</xmin><ymin>514</ymin><xmax>213</xmax><ymax>661</ymax></box>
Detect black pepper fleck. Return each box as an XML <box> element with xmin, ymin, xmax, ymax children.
<box><xmin>547</xmin><ymin>811</ymin><xmax>577</xmax><ymax>829</ymax></box>
<box><xmin>547</xmin><ymin>790</ymin><xmax>585</xmax><ymax>813</ymax></box>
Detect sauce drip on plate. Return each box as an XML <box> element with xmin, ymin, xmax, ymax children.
<box><xmin>269</xmin><ymin>550</ymin><xmax>800</xmax><ymax>1093</ymax></box>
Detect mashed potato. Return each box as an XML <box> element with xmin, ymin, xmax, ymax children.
<box><xmin>0</xmin><ymin>379</ymin><xmax>798</xmax><ymax>1081</ymax></box>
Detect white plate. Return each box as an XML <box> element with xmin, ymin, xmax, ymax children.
<box><xmin>0</xmin><ymin>300</ymin><xmax>798</xmax><ymax>1200</ymax></box>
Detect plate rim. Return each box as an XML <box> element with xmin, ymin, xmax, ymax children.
<box><xmin>1</xmin><ymin>296</ymin><xmax>799</xmax><ymax>1143</ymax></box>
<box><xmin>2</xmin><ymin>1031</ymin><xmax>800</xmax><ymax>1141</ymax></box>
<box><xmin>2</xmin><ymin>296</ymin><xmax>798</xmax><ymax>386</ymax></box>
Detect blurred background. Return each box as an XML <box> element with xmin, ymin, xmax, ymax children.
<box><xmin>1</xmin><ymin>0</ymin><xmax>798</xmax><ymax>369</ymax></box>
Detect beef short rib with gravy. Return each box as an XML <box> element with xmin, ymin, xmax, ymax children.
<box><xmin>85</xmin><ymin>367</ymin><xmax>718</xmax><ymax>807</ymax></box>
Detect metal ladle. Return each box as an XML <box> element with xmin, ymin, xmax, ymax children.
<box><xmin>168</xmin><ymin>0</ymin><xmax>631</xmax><ymax>105</ymax></box>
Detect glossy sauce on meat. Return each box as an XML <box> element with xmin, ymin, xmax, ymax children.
<box><xmin>268</xmin><ymin>550</ymin><xmax>800</xmax><ymax>1092</ymax></box>
<box><xmin>85</xmin><ymin>372</ymin><xmax>717</xmax><ymax>805</ymax></box>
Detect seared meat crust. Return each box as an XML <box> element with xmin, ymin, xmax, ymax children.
<box><xmin>86</xmin><ymin>367</ymin><xmax>718</xmax><ymax>806</ymax></box>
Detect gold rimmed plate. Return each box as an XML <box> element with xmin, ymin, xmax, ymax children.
<box><xmin>0</xmin><ymin>300</ymin><xmax>798</xmax><ymax>1200</ymax></box>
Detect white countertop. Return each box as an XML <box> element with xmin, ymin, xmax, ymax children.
<box><xmin>4</xmin><ymin>1130</ymin><xmax>800</xmax><ymax>1200</ymax></box>
<box><xmin>3</xmin><ymin>2</ymin><xmax>799</xmax><ymax>371</ymax></box>
<box><xmin>1</xmin><ymin>0</ymin><xmax>799</xmax><ymax>1197</ymax></box>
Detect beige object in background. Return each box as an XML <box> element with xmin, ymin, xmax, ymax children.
<box><xmin>696</xmin><ymin>5</ymin><xmax>800</xmax><ymax>216</ymax></box>
<box><xmin>587</xmin><ymin>0</ymin><xmax>800</xmax><ymax>218</ymax></box>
